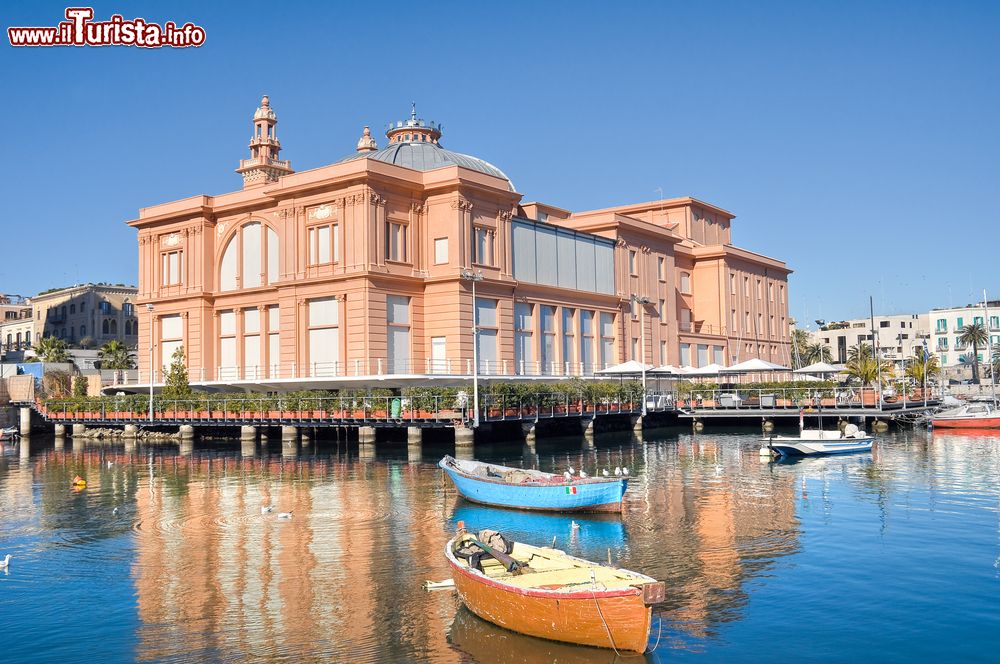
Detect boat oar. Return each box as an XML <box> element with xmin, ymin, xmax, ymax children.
<box><xmin>468</xmin><ymin>537</ymin><xmax>526</xmax><ymax>574</ymax></box>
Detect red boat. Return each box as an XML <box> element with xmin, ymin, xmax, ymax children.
<box><xmin>931</xmin><ymin>402</ymin><xmax>1000</xmax><ymax>429</ymax></box>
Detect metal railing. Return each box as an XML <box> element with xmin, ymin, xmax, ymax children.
<box><xmin>37</xmin><ymin>395</ymin><xmax>472</xmax><ymax>425</ymax></box>
<box><xmin>674</xmin><ymin>386</ymin><xmax>937</xmax><ymax>412</ymax></box>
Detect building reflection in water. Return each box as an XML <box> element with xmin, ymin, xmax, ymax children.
<box><xmin>14</xmin><ymin>434</ymin><xmax>808</xmax><ymax>661</ymax></box>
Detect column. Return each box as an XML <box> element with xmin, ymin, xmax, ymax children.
<box><xmin>19</xmin><ymin>406</ymin><xmax>31</xmax><ymax>436</ymax></box>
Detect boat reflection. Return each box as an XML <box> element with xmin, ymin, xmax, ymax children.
<box><xmin>448</xmin><ymin>502</ymin><xmax>627</xmax><ymax>560</ymax></box>
<box><xmin>448</xmin><ymin>605</ymin><xmax>652</xmax><ymax>663</ymax></box>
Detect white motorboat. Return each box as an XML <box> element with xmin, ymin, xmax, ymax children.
<box><xmin>0</xmin><ymin>427</ymin><xmax>18</xmax><ymax>440</ymax></box>
<box><xmin>761</xmin><ymin>423</ymin><xmax>873</xmax><ymax>457</ymax></box>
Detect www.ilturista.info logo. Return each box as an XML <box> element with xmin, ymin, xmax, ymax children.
<box><xmin>8</xmin><ymin>7</ymin><xmax>205</xmax><ymax>48</ymax></box>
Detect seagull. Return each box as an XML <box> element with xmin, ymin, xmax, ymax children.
<box><xmin>602</xmin><ymin>469</ymin><xmax>610</xmax><ymax>477</ymax></box>
<box><xmin>571</xmin><ymin>520</ymin><xmax>580</xmax><ymax>530</ymax></box>
<box><xmin>563</xmin><ymin>471</ymin><xmax>572</xmax><ymax>481</ymax></box>
<box><xmin>113</xmin><ymin>507</ymin><xmax>120</xmax><ymax>516</ymax></box>
<box><xmin>622</xmin><ymin>468</ymin><xmax>630</xmax><ymax>477</ymax></box>
<box><xmin>614</xmin><ymin>467</ymin><xmax>622</xmax><ymax>476</ymax></box>
<box><xmin>579</xmin><ymin>470</ymin><xmax>588</xmax><ymax>479</ymax></box>
<box><xmin>568</xmin><ymin>466</ymin><xmax>575</xmax><ymax>475</ymax></box>
<box><xmin>277</xmin><ymin>512</ymin><xmax>293</xmax><ymax>520</ymax></box>
<box><xmin>107</xmin><ymin>461</ymin><xmax>113</xmax><ymax>468</ymax></box>
<box><xmin>0</xmin><ymin>555</ymin><xmax>10</xmax><ymax>569</ymax></box>
<box><xmin>261</xmin><ymin>505</ymin><xmax>274</xmax><ymax>514</ymax></box>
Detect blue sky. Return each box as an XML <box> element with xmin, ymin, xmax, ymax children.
<box><xmin>3</xmin><ymin>1</ymin><xmax>998</xmax><ymax>329</ymax></box>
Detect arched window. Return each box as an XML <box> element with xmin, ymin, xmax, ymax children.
<box><xmin>6</xmin><ymin>333</ymin><xmax>11</xmax><ymax>347</ymax></box>
<box><xmin>219</xmin><ymin>221</ymin><xmax>279</xmax><ymax>291</ymax></box>
<box><xmin>110</xmin><ymin>320</ymin><xmax>118</xmax><ymax>335</ymax></box>
<box><xmin>25</xmin><ymin>331</ymin><xmax>30</xmax><ymax>345</ymax></box>
<box><xmin>102</xmin><ymin>320</ymin><xmax>110</xmax><ymax>334</ymax></box>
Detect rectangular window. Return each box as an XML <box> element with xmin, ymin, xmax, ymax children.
<box><xmin>308</xmin><ymin>297</ymin><xmax>340</xmax><ymax>376</ymax></box>
<box><xmin>680</xmin><ymin>308</ymin><xmax>692</xmax><ymax>332</ymax></box>
<box><xmin>268</xmin><ymin>305</ymin><xmax>279</xmax><ymax>377</ymax></box>
<box><xmin>679</xmin><ymin>272</ymin><xmax>691</xmax><ymax>294</ymax></box>
<box><xmin>660</xmin><ymin>340</ymin><xmax>667</xmax><ymax>364</ymax></box>
<box><xmin>659</xmin><ymin>299</ymin><xmax>667</xmax><ymax>324</ymax></box>
<box><xmin>991</xmin><ymin>316</ymin><xmax>999</xmax><ymax>330</ymax></box>
<box><xmin>580</xmin><ymin>310</ymin><xmax>595</xmax><ymax>373</ymax></box>
<box><xmin>600</xmin><ymin>312</ymin><xmax>615</xmax><ymax>368</ymax></box>
<box><xmin>562</xmin><ymin>308</ymin><xmax>576</xmax><ymax>368</ymax></box>
<box><xmin>713</xmin><ymin>346</ymin><xmax>724</xmax><ymax>365</ymax></box>
<box><xmin>386</xmin><ymin>221</ymin><xmax>408</xmax><ymax>262</ymax></box>
<box><xmin>679</xmin><ymin>342</ymin><xmax>691</xmax><ymax>366</ymax></box>
<box><xmin>475</xmin><ymin>298</ymin><xmax>498</xmax><ymax>373</ymax></box>
<box><xmin>431</xmin><ymin>336</ymin><xmax>447</xmax><ymax>374</ymax></box>
<box><xmin>756</xmin><ymin>279</ymin><xmax>762</xmax><ymax>299</ymax></box>
<box><xmin>974</xmin><ymin>316</ymin><xmax>984</xmax><ymax>326</ymax></box>
<box><xmin>386</xmin><ymin>295</ymin><xmax>411</xmax><ymax>373</ymax></box>
<box><xmin>434</xmin><ymin>237</ymin><xmax>448</xmax><ymax>264</ymax></box>
<box><xmin>697</xmin><ymin>344</ymin><xmax>709</xmax><ymax>367</ymax></box>
<box><xmin>880</xmin><ymin>320</ymin><xmax>890</xmax><ymax>328</ymax></box>
<box><xmin>308</xmin><ymin>224</ymin><xmax>339</xmax><ymax>265</ymax></box>
<box><xmin>730</xmin><ymin>273</ymin><xmax>736</xmax><ymax>295</ymax></box>
<box><xmin>474</xmin><ymin>227</ymin><xmax>494</xmax><ymax>266</ymax></box>
<box><xmin>628</xmin><ymin>249</ymin><xmax>637</xmax><ymax>275</ymax></box>
<box><xmin>658</xmin><ymin>257</ymin><xmax>665</xmax><ymax>281</ymax></box>
<box><xmin>744</xmin><ymin>276</ymin><xmax>749</xmax><ymax>297</ymax></box>
<box><xmin>514</xmin><ymin>302</ymin><xmax>534</xmax><ymax>371</ymax></box>
<box><xmin>160</xmin><ymin>314</ymin><xmax>183</xmax><ymax>374</ymax></box>
<box><xmin>161</xmin><ymin>251</ymin><xmax>182</xmax><ymax>286</ymax></box>
<box><xmin>956</xmin><ymin>317</ymin><xmax>964</xmax><ymax>329</ymax></box>
<box><xmin>630</xmin><ymin>298</ymin><xmax>639</xmax><ymax>320</ymax></box>
<box><xmin>631</xmin><ymin>337</ymin><xmax>639</xmax><ymax>361</ymax></box>
<box><xmin>768</xmin><ymin>283</ymin><xmax>774</xmax><ymax>302</ymax></box>
<box><xmin>732</xmin><ymin>309</ymin><xmax>738</xmax><ymax>332</ymax></box>
<box><xmin>540</xmin><ymin>306</ymin><xmax>556</xmax><ymax>374</ymax></box>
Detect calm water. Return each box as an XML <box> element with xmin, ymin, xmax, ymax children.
<box><xmin>1</xmin><ymin>427</ymin><xmax>999</xmax><ymax>663</ymax></box>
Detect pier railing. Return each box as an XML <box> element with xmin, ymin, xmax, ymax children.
<box><xmin>35</xmin><ymin>396</ymin><xmax>473</xmax><ymax>426</ymax></box>
<box><xmin>675</xmin><ymin>386</ymin><xmax>937</xmax><ymax>412</ymax></box>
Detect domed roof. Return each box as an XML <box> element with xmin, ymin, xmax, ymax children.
<box><xmin>339</xmin><ymin>142</ymin><xmax>514</xmax><ymax>191</ymax></box>
<box><xmin>339</xmin><ymin>106</ymin><xmax>515</xmax><ymax>191</ymax></box>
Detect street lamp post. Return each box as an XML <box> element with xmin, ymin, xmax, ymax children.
<box><xmin>461</xmin><ymin>269</ymin><xmax>484</xmax><ymax>428</ymax></box>
<box><xmin>146</xmin><ymin>303</ymin><xmax>154</xmax><ymax>423</ymax></box>
<box><xmin>631</xmin><ymin>294</ymin><xmax>651</xmax><ymax>417</ymax></box>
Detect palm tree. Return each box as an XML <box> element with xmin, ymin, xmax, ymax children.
<box><xmin>845</xmin><ymin>343</ymin><xmax>892</xmax><ymax>387</ymax></box>
<box><xmin>791</xmin><ymin>328</ymin><xmax>811</xmax><ymax>369</ymax></box>
<box><xmin>33</xmin><ymin>336</ymin><xmax>69</xmax><ymax>363</ymax></box>
<box><xmin>991</xmin><ymin>344</ymin><xmax>1000</xmax><ymax>382</ymax></box>
<box><xmin>957</xmin><ymin>322</ymin><xmax>988</xmax><ymax>383</ymax></box>
<box><xmin>803</xmin><ymin>341</ymin><xmax>833</xmax><ymax>365</ymax></box>
<box><xmin>905</xmin><ymin>350</ymin><xmax>940</xmax><ymax>386</ymax></box>
<box><xmin>98</xmin><ymin>340</ymin><xmax>135</xmax><ymax>370</ymax></box>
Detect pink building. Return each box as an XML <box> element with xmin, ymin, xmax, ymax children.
<box><xmin>128</xmin><ymin>97</ymin><xmax>791</xmax><ymax>389</ymax></box>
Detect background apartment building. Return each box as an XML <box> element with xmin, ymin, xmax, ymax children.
<box><xmin>811</xmin><ymin>314</ymin><xmax>929</xmax><ymax>368</ymax></box>
<box><xmin>129</xmin><ymin>98</ymin><xmax>791</xmax><ymax>388</ymax></box>
<box><xmin>928</xmin><ymin>302</ymin><xmax>1000</xmax><ymax>368</ymax></box>
<box><xmin>30</xmin><ymin>283</ymin><xmax>139</xmax><ymax>349</ymax></box>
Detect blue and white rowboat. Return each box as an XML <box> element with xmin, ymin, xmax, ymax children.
<box><xmin>439</xmin><ymin>456</ymin><xmax>628</xmax><ymax>513</ymax></box>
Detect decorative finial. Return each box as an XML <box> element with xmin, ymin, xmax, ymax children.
<box><xmin>261</xmin><ymin>95</ymin><xmax>270</xmax><ymax>108</ymax></box>
<box><xmin>356</xmin><ymin>125</ymin><xmax>378</xmax><ymax>152</ymax></box>
<box><xmin>411</xmin><ymin>102</ymin><xmax>417</xmax><ymax>120</ymax></box>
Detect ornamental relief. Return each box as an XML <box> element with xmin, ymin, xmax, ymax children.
<box><xmin>308</xmin><ymin>204</ymin><xmax>334</xmax><ymax>220</ymax></box>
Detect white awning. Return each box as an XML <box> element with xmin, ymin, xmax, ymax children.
<box><xmin>793</xmin><ymin>361</ymin><xmax>840</xmax><ymax>374</ymax></box>
<box><xmin>725</xmin><ymin>358</ymin><xmax>790</xmax><ymax>372</ymax></box>
<box><xmin>595</xmin><ymin>360</ymin><xmax>655</xmax><ymax>375</ymax></box>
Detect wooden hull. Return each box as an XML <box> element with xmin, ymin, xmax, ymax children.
<box><xmin>446</xmin><ymin>537</ymin><xmax>653</xmax><ymax>652</ymax></box>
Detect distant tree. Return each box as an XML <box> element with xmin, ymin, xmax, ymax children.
<box><xmin>957</xmin><ymin>322</ymin><xmax>989</xmax><ymax>383</ymax></box>
<box><xmin>42</xmin><ymin>370</ymin><xmax>72</xmax><ymax>397</ymax></box>
<box><xmin>803</xmin><ymin>342</ymin><xmax>833</xmax><ymax>365</ymax></box>
<box><xmin>161</xmin><ymin>345</ymin><xmax>192</xmax><ymax>401</ymax></box>
<box><xmin>905</xmin><ymin>350</ymin><xmax>940</xmax><ymax>386</ymax></box>
<box><xmin>33</xmin><ymin>336</ymin><xmax>69</xmax><ymax>363</ymax></box>
<box><xmin>98</xmin><ymin>340</ymin><xmax>135</xmax><ymax>370</ymax></box>
<box><xmin>73</xmin><ymin>375</ymin><xmax>89</xmax><ymax>398</ymax></box>
<box><xmin>78</xmin><ymin>336</ymin><xmax>95</xmax><ymax>350</ymax></box>
<box><xmin>845</xmin><ymin>343</ymin><xmax>892</xmax><ymax>387</ymax></box>
<box><xmin>791</xmin><ymin>329</ymin><xmax>811</xmax><ymax>369</ymax></box>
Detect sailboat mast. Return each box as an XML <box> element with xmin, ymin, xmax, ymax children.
<box><xmin>983</xmin><ymin>289</ymin><xmax>997</xmax><ymax>407</ymax></box>
<box><xmin>870</xmin><ymin>296</ymin><xmax>883</xmax><ymax>403</ymax></box>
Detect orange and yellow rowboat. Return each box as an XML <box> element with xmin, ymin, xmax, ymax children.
<box><xmin>446</xmin><ymin>529</ymin><xmax>664</xmax><ymax>653</ymax></box>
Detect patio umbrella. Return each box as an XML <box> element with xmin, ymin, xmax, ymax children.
<box><xmin>684</xmin><ymin>363</ymin><xmax>726</xmax><ymax>377</ymax></box>
<box><xmin>649</xmin><ymin>364</ymin><xmax>687</xmax><ymax>375</ymax></box>
<box><xmin>596</xmin><ymin>360</ymin><xmax>655</xmax><ymax>375</ymax></box>
<box><xmin>725</xmin><ymin>358</ymin><xmax>790</xmax><ymax>372</ymax></box>
<box><xmin>792</xmin><ymin>361</ymin><xmax>839</xmax><ymax>374</ymax></box>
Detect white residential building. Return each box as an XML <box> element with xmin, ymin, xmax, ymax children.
<box><xmin>928</xmin><ymin>301</ymin><xmax>1000</xmax><ymax>368</ymax></box>
<box><xmin>811</xmin><ymin>314</ymin><xmax>930</xmax><ymax>367</ymax></box>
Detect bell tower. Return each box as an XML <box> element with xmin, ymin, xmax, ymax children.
<box><xmin>236</xmin><ymin>95</ymin><xmax>294</xmax><ymax>189</ymax></box>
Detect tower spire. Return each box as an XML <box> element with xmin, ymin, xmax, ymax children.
<box><xmin>235</xmin><ymin>95</ymin><xmax>294</xmax><ymax>189</ymax></box>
